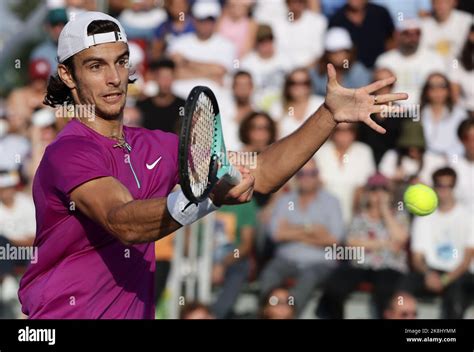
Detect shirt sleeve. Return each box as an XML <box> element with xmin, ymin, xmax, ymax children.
<box><xmin>269</xmin><ymin>196</ymin><xmax>291</xmax><ymax>241</ymax></box>
<box><xmin>43</xmin><ymin>136</ymin><xmax>113</xmax><ymax>196</ymax></box>
<box><xmin>411</xmin><ymin>217</ymin><xmax>429</xmax><ymax>255</ymax></box>
<box><xmin>326</xmin><ymin>195</ymin><xmax>345</xmax><ymax>241</ymax></box>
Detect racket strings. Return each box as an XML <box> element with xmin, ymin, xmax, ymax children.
<box><xmin>189</xmin><ymin>93</ymin><xmax>215</xmax><ymax>197</ymax></box>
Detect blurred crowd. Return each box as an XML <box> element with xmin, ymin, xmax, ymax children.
<box><xmin>0</xmin><ymin>0</ymin><xmax>473</xmax><ymax>319</ymax></box>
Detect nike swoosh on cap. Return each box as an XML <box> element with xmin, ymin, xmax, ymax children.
<box><xmin>146</xmin><ymin>156</ymin><xmax>162</xmax><ymax>170</ymax></box>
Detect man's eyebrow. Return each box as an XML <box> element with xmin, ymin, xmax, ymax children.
<box><xmin>81</xmin><ymin>50</ymin><xmax>129</xmax><ymax>65</ymax></box>
<box><xmin>116</xmin><ymin>50</ymin><xmax>129</xmax><ymax>61</ymax></box>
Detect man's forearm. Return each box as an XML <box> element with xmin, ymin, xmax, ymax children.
<box><xmin>106</xmin><ymin>198</ymin><xmax>182</xmax><ymax>245</ymax></box>
<box><xmin>253</xmin><ymin>104</ymin><xmax>336</xmax><ymax>194</ymax></box>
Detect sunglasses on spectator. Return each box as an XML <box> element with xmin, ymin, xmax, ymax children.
<box><xmin>428</xmin><ymin>82</ymin><xmax>449</xmax><ymax>89</ymax></box>
<box><xmin>434</xmin><ymin>183</ymin><xmax>454</xmax><ymax>189</ymax></box>
<box><xmin>296</xmin><ymin>169</ymin><xmax>318</xmax><ymax>178</ymax></box>
<box><xmin>289</xmin><ymin>79</ymin><xmax>311</xmax><ymax>87</ymax></box>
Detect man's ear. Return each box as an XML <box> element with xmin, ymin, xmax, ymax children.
<box><xmin>58</xmin><ymin>63</ymin><xmax>76</xmax><ymax>89</ymax></box>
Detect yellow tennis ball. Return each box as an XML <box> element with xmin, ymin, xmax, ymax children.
<box><xmin>403</xmin><ymin>184</ymin><xmax>438</xmax><ymax>216</ymax></box>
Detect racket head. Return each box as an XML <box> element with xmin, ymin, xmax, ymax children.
<box><xmin>179</xmin><ymin>86</ymin><xmax>220</xmax><ymax>203</ymax></box>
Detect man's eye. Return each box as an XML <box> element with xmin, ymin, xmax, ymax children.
<box><xmin>90</xmin><ymin>64</ymin><xmax>101</xmax><ymax>71</ymax></box>
<box><xmin>119</xmin><ymin>58</ymin><xmax>129</xmax><ymax>67</ymax></box>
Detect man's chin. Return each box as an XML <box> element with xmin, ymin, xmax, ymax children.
<box><xmin>96</xmin><ymin>103</ymin><xmax>126</xmax><ymax>121</ymax></box>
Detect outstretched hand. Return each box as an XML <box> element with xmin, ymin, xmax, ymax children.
<box><xmin>324</xmin><ymin>63</ymin><xmax>408</xmax><ymax>134</ymax></box>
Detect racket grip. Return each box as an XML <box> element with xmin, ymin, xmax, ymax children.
<box><xmin>221</xmin><ymin>165</ymin><xmax>242</xmax><ymax>185</ymax></box>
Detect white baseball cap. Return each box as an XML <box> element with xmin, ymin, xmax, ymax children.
<box><xmin>396</xmin><ymin>18</ymin><xmax>421</xmax><ymax>32</ymax></box>
<box><xmin>192</xmin><ymin>1</ymin><xmax>221</xmax><ymax>20</ymax></box>
<box><xmin>325</xmin><ymin>27</ymin><xmax>353</xmax><ymax>52</ymax></box>
<box><xmin>57</xmin><ymin>11</ymin><xmax>127</xmax><ymax>64</ymax></box>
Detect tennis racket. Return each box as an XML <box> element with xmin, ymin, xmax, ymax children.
<box><xmin>179</xmin><ymin>86</ymin><xmax>242</xmax><ymax>203</ymax></box>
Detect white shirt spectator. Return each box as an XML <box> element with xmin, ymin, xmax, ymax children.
<box><xmin>379</xmin><ymin>149</ymin><xmax>447</xmax><ymax>185</ymax></box>
<box><xmin>273</xmin><ymin>11</ymin><xmax>327</xmax><ymax>69</ymax></box>
<box><xmin>449</xmin><ymin>65</ymin><xmax>474</xmax><ymax>112</ymax></box>
<box><xmin>375</xmin><ymin>48</ymin><xmax>445</xmax><ymax>105</ymax></box>
<box><xmin>253</xmin><ymin>0</ymin><xmax>288</xmax><ymax>26</ymax></box>
<box><xmin>0</xmin><ymin>133</ymin><xmax>30</xmax><ymax>171</ymax></box>
<box><xmin>168</xmin><ymin>33</ymin><xmax>237</xmax><ymax>98</ymax></box>
<box><xmin>421</xmin><ymin>105</ymin><xmax>467</xmax><ymax>157</ymax></box>
<box><xmin>412</xmin><ymin>204</ymin><xmax>474</xmax><ymax>272</ymax></box>
<box><xmin>420</xmin><ymin>9</ymin><xmax>472</xmax><ymax>65</ymax></box>
<box><xmin>240</xmin><ymin>51</ymin><xmax>291</xmax><ymax>110</ymax></box>
<box><xmin>0</xmin><ymin>191</ymin><xmax>36</xmax><ymax>242</ymax></box>
<box><xmin>449</xmin><ymin>155</ymin><xmax>474</xmax><ymax>214</ymax></box>
<box><xmin>315</xmin><ymin>141</ymin><xmax>376</xmax><ymax>225</ymax></box>
<box><xmin>270</xmin><ymin>95</ymin><xmax>324</xmax><ymax>138</ymax></box>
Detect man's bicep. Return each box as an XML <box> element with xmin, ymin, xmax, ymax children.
<box><xmin>70</xmin><ymin>176</ymin><xmax>133</xmax><ymax>228</ymax></box>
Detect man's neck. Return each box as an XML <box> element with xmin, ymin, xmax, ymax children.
<box><xmin>153</xmin><ymin>93</ymin><xmax>175</xmax><ymax>106</ymax></box>
<box><xmin>80</xmin><ymin>115</ymin><xmax>124</xmax><ymax>140</ymax></box>
<box><xmin>439</xmin><ymin>199</ymin><xmax>456</xmax><ymax>213</ymax></box>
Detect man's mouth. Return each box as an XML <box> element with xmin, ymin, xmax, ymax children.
<box><xmin>102</xmin><ymin>92</ymin><xmax>123</xmax><ymax>104</ymax></box>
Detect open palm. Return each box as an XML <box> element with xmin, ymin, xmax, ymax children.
<box><xmin>324</xmin><ymin>64</ymin><xmax>408</xmax><ymax>134</ymax></box>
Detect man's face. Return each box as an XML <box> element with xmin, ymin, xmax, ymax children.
<box><xmin>348</xmin><ymin>0</ymin><xmax>368</xmax><ymax>10</ymax></box>
<box><xmin>385</xmin><ymin>296</ymin><xmax>417</xmax><ymax>319</ymax></box>
<box><xmin>154</xmin><ymin>67</ymin><xmax>174</xmax><ymax>94</ymax></box>
<box><xmin>398</xmin><ymin>29</ymin><xmax>421</xmax><ymax>54</ymax></box>
<box><xmin>194</xmin><ymin>18</ymin><xmax>216</xmax><ymax>40</ymax></box>
<box><xmin>296</xmin><ymin>160</ymin><xmax>319</xmax><ymax>193</ymax></box>
<box><xmin>462</xmin><ymin>127</ymin><xmax>474</xmax><ymax>157</ymax></box>
<box><xmin>65</xmin><ymin>42</ymin><xmax>130</xmax><ymax>120</ymax></box>
<box><xmin>232</xmin><ymin>75</ymin><xmax>253</xmax><ymax>103</ymax></box>
<box><xmin>434</xmin><ymin>175</ymin><xmax>455</xmax><ymax>204</ymax></box>
<box><xmin>433</xmin><ymin>0</ymin><xmax>455</xmax><ymax>20</ymax></box>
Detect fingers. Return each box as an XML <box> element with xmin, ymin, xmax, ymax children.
<box><xmin>372</xmin><ymin>92</ymin><xmax>408</xmax><ymax>104</ymax></box>
<box><xmin>364</xmin><ymin>76</ymin><xmax>396</xmax><ymax>94</ymax></box>
<box><xmin>326</xmin><ymin>63</ymin><xmax>338</xmax><ymax>87</ymax></box>
<box><xmin>363</xmin><ymin>116</ymin><xmax>386</xmax><ymax>135</ymax></box>
<box><xmin>226</xmin><ymin>173</ymin><xmax>255</xmax><ymax>203</ymax></box>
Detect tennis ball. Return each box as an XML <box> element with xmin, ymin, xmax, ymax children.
<box><xmin>403</xmin><ymin>184</ymin><xmax>438</xmax><ymax>216</ymax></box>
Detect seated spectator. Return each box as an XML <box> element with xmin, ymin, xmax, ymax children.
<box><xmin>310</xmin><ymin>27</ymin><xmax>371</xmax><ymax>96</ymax></box>
<box><xmin>420</xmin><ymin>73</ymin><xmax>466</xmax><ymax>157</ymax></box>
<box><xmin>259</xmin><ymin>159</ymin><xmax>344</xmax><ymax>317</ymax></box>
<box><xmin>239</xmin><ymin>111</ymin><xmax>277</xmax><ymax>156</ymax></box>
<box><xmin>30</xmin><ymin>8</ymin><xmax>68</xmax><ymax>72</ymax></box>
<box><xmin>180</xmin><ymin>302</ymin><xmax>215</xmax><ymax>319</ymax></box>
<box><xmin>118</xmin><ymin>0</ymin><xmax>167</xmax><ymax>41</ymax></box>
<box><xmin>272</xmin><ymin>0</ymin><xmax>327</xmax><ymax>70</ymax></box>
<box><xmin>400</xmin><ymin>167</ymin><xmax>474</xmax><ymax>319</ymax></box>
<box><xmin>217</xmin><ymin>0</ymin><xmax>257</xmax><ymax>59</ymax></box>
<box><xmin>420</xmin><ymin>0</ymin><xmax>472</xmax><ymax>65</ymax></box>
<box><xmin>260</xmin><ymin>286</ymin><xmax>295</xmax><ymax>319</ymax></box>
<box><xmin>383</xmin><ymin>291</ymin><xmax>418</xmax><ymax>319</ymax></box>
<box><xmin>136</xmin><ymin>58</ymin><xmax>185</xmax><ymax>134</ymax></box>
<box><xmin>330</xmin><ymin>0</ymin><xmax>394</xmax><ymax>68</ymax></box>
<box><xmin>167</xmin><ymin>1</ymin><xmax>236</xmax><ymax>98</ymax></box>
<box><xmin>151</xmin><ymin>0</ymin><xmax>195</xmax><ymax>60</ymax></box>
<box><xmin>270</xmin><ymin>68</ymin><xmax>324</xmax><ymax>138</ymax></box>
<box><xmin>315</xmin><ymin>123</ymin><xmax>375</xmax><ymax>225</ymax></box>
<box><xmin>450</xmin><ymin>25</ymin><xmax>474</xmax><ymax>116</ymax></box>
<box><xmin>211</xmin><ymin>200</ymin><xmax>257</xmax><ymax>319</ymax></box>
<box><xmin>317</xmin><ymin>173</ymin><xmax>409</xmax><ymax>319</ymax></box>
<box><xmin>375</xmin><ymin>18</ymin><xmax>445</xmax><ymax>106</ymax></box>
<box><xmin>357</xmin><ymin>68</ymin><xmax>403</xmax><ymax>166</ymax></box>
<box><xmin>240</xmin><ymin>24</ymin><xmax>291</xmax><ymax>111</ymax></box>
<box><xmin>450</xmin><ymin>118</ymin><xmax>474</xmax><ymax>213</ymax></box>
<box><xmin>379</xmin><ymin>121</ymin><xmax>447</xmax><ymax>186</ymax></box>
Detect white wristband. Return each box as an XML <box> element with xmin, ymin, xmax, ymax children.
<box><xmin>167</xmin><ymin>190</ymin><xmax>219</xmax><ymax>226</ymax></box>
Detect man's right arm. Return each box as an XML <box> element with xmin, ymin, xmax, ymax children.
<box><xmin>71</xmin><ymin>177</ymin><xmax>181</xmax><ymax>246</ymax></box>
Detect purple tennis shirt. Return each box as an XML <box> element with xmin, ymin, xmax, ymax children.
<box><xmin>18</xmin><ymin>118</ymin><xmax>179</xmax><ymax>319</ymax></box>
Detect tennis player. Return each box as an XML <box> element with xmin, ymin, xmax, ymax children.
<box><xmin>18</xmin><ymin>12</ymin><xmax>407</xmax><ymax>319</ymax></box>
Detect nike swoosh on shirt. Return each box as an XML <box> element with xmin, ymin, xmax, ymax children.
<box><xmin>146</xmin><ymin>156</ymin><xmax>162</xmax><ymax>170</ymax></box>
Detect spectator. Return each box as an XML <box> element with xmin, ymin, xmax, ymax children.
<box><xmin>372</xmin><ymin>0</ymin><xmax>432</xmax><ymax>22</ymax></box>
<box><xmin>151</xmin><ymin>0</ymin><xmax>195</xmax><ymax>60</ymax></box>
<box><xmin>168</xmin><ymin>1</ymin><xmax>237</xmax><ymax>98</ymax></box>
<box><xmin>211</xmin><ymin>200</ymin><xmax>257</xmax><ymax>319</ymax></box>
<box><xmin>240</xmin><ymin>24</ymin><xmax>291</xmax><ymax>111</ymax></box>
<box><xmin>180</xmin><ymin>302</ymin><xmax>215</xmax><ymax>319</ymax></box>
<box><xmin>383</xmin><ymin>291</ymin><xmax>418</xmax><ymax>319</ymax></box>
<box><xmin>317</xmin><ymin>173</ymin><xmax>409</xmax><ymax>319</ymax></box>
<box><xmin>379</xmin><ymin>121</ymin><xmax>447</xmax><ymax>186</ymax></box>
<box><xmin>420</xmin><ymin>0</ymin><xmax>472</xmax><ymax>65</ymax></box>
<box><xmin>272</xmin><ymin>0</ymin><xmax>327</xmax><ymax>70</ymax></box>
<box><xmin>270</xmin><ymin>68</ymin><xmax>324</xmax><ymax>138</ymax></box>
<box><xmin>0</xmin><ymin>118</ymin><xmax>30</xmax><ymax>173</ymax></box>
<box><xmin>118</xmin><ymin>0</ymin><xmax>167</xmax><ymax>41</ymax></box>
<box><xmin>450</xmin><ymin>118</ymin><xmax>474</xmax><ymax>212</ymax></box>
<box><xmin>30</xmin><ymin>8</ymin><xmax>68</xmax><ymax>72</ymax></box>
<box><xmin>0</xmin><ymin>171</ymin><xmax>35</xmax><ymax>247</ymax></box>
<box><xmin>357</xmin><ymin>68</ymin><xmax>403</xmax><ymax>166</ymax></box>
<box><xmin>310</xmin><ymin>27</ymin><xmax>371</xmax><ymax>96</ymax></box>
<box><xmin>239</xmin><ymin>111</ymin><xmax>277</xmax><ymax>155</ymax></box>
<box><xmin>217</xmin><ymin>0</ymin><xmax>257</xmax><ymax>59</ymax></box>
<box><xmin>259</xmin><ymin>159</ymin><xmax>345</xmax><ymax>317</ymax></box>
<box><xmin>330</xmin><ymin>0</ymin><xmax>394</xmax><ymax>68</ymax></box>
<box><xmin>375</xmin><ymin>18</ymin><xmax>445</xmax><ymax>106</ymax></box>
<box><xmin>315</xmin><ymin>123</ymin><xmax>375</xmax><ymax>225</ymax></box>
<box><xmin>420</xmin><ymin>73</ymin><xmax>466</xmax><ymax>157</ymax></box>
<box><xmin>450</xmin><ymin>25</ymin><xmax>474</xmax><ymax>116</ymax></box>
<box><xmin>136</xmin><ymin>58</ymin><xmax>185</xmax><ymax>134</ymax></box>
<box><xmin>401</xmin><ymin>167</ymin><xmax>474</xmax><ymax>319</ymax></box>
<box><xmin>123</xmin><ymin>106</ymin><xmax>142</xmax><ymax>128</ymax></box>
<box><xmin>260</xmin><ymin>286</ymin><xmax>295</xmax><ymax>319</ymax></box>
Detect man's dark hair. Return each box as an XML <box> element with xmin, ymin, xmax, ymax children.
<box><xmin>233</xmin><ymin>70</ymin><xmax>252</xmax><ymax>82</ymax></box>
<box><xmin>148</xmin><ymin>57</ymin><xmax>175</xmax><ymax>71</ymax></box>
<box><xmin>457</xmin><ymin>117</ymin><xmax>474</xmax><ymax>141</ymax></box>
<box><xmin>44</xmin><ymin>20</ymin><xmax>135</xmax><ymax>108</ymax></box>
<box><xmin>432</xmin><ymin>167</ymin><xmax>457</xmax><ymax>187</ymax></box>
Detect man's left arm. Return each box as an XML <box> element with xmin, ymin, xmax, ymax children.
<box><xmin>252</xmin><ymin>64</ymin><xmax>408</xmax><ymax>194</ymax></box>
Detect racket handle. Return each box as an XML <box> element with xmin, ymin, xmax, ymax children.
<box><xmin>221</xmin><ymin>165</ymin><xmax>242</xmax><ymax>185</ymax></box>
